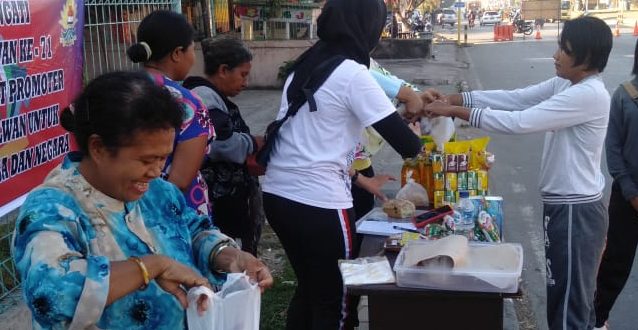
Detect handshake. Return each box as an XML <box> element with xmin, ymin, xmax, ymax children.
<box><xmin>398</xmin><ymin>87</ymin><xmax>464</xmax><ymax>123</ymax></box>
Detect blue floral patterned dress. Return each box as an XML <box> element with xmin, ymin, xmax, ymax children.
<box><xmin>12</xmin><ymin>153</ymin><xmax>232</xmax><ymax>329</ymax></box>
<box><xmin>149</xmin><ymin>73</ymin><xmax>215</xmax><ymax>216</ymax></box>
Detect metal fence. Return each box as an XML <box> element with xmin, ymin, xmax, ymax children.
<box><xmin>0</xmin><ymin>210</ymin><xmax>19</xmax><ymax>300</ymax></box>
<box><xmin>83</xmin><ymin>0</ymin><xmax>181</xmax><ymax>81</ymax></box>
<box><xmin>234</xmin><ymin>2</ymin><xmax>320</xmax><ymax>40</ymax></box>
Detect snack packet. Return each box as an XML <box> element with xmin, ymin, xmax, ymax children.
<box><xmin>468</xmin><ymin>137</ymin><xmax>491</xmax><ymax>170</ymax></box>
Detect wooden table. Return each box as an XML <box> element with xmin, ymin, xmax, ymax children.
<box><xmin>348</xmin><ymin>235</ymin><xmax>520</xmax><ymax>330</ymax></box>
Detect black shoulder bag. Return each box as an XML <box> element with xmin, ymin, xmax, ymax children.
<box><xmin>256</xmin><ymin>56</ymin><xmax>346</xmax><ymax>167</ymax></box>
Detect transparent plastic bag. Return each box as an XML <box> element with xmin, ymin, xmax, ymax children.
<box><xmin>186</xmin><ymin>273</ymin><xmax>260</xmax><ymax>330</ymax></box>
<box><xmin>396</xmin><ymin>170</ymin><xmax>429</xmax><ymax>207</ymax></box>
<box><xmin>338</xmin><ymin>256</ymin><xmax>396</xmax><ymax>285</ymax></box>
<box><xmin>428</xmin><ymin>117</ymin><xmax>455</xmax><ymax>151</ymax></box>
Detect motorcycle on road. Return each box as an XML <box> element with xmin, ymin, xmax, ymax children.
<box><xmin>513</xmin><ymin>19</ymin><xmax>533</xmax><ymax>35</ymax></box>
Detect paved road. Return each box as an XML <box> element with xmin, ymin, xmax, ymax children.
<box><xmin>435</xmin><ymin>19</ymin><xmax>638</xmax><ymax>45</ymax></box>
<box><xmin>457</xmin><ymin>31</ymin><xmax>638</xmax><ymax>330</ymax></box>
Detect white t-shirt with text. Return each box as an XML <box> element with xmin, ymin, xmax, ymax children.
<box><xmin>262</xmin><ymin>60</ymin><xmax>396</xmax><ymax>209</ymax></box>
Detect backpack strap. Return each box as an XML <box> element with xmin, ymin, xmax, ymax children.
<box><xmin>622</xmin><ymin>81</ymin><xmax>638</xmax><ymax>100</ymax></box>
<box><xmin>287</xmin><ymin>55</ymin><xmax>347</xmax><ymax>115</ymax></box>
<box><xmin>256</xmin><ymin>55</ymin><xmax>347</xmax><ymax>167</ymax></box>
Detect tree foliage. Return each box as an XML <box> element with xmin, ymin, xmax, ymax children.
<box><xmin>388</xmin><ymin>0</ymin><xmax>440</xmax><ymax>24</ymax></box>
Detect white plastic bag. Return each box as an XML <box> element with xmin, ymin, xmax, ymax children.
<box><xmin>427</xmin><ymin>117</ymin><xmax>455</xmax><ymax>151</ymax></box>
<box><xmin>186</xmin><ymin>273</ymin><xmax>261</xmax><ymax>330</ymax></box>
<box><xmin>396</xmin><ymin>170</ymin><xmax>429</xmax><ymax>207</ymax></box>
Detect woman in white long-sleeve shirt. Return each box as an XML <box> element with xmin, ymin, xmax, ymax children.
<box><xmin>425</xmin><ymin>16</ymin><xmax>613</xmax><ymax>330</ymax></box>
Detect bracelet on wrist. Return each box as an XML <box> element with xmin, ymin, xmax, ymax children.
<box><xmin>129</xmin><ymin>256</ymin><xmax>150</xmax><ymax>290</ymax></box>
<box><xmin>209</xmin><ymin>241</ymin><xmax>238</xmax><ymax>274</ymax></box>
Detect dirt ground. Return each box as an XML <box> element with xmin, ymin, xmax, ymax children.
<box><xmin>257</xmin><ymin>223</ymin><xmax>288</xmax><ymax>278</ymax></box>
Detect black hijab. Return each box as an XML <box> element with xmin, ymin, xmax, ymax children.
<box><xmin>285</xmin><ymin>0</ymin><xmax>387</xmax><ymax>107</ymax></box>
<box><xmin>257</xmin><ymin>0</ymin><xmax>387</xmax><ymax>167</ymax></box>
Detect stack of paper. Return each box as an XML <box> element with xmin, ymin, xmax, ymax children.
<box><xmin>356</xmin><ymin>220</ymin><xmax>417</xmax><ymax>236</ymax></box>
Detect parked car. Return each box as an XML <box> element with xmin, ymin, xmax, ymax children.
<box><xmin>440</xmin><ymin>9</ymin><xmax>457</xmax><ymax>26</ymax></box>
<box><xmin>480</xmin><ymin>11</ymin><xmax>501</xmax><ymax>26</ymax></box>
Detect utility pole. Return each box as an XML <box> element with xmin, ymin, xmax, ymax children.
<box><xmin>458</xmin><ymin>7</ymin><xmax>462</xmax><ymax>45</ymax></box>
<box><xmin>454</xmin><ymin>1</ymin><xmax>465</xmax><ymax>46</ymax></box>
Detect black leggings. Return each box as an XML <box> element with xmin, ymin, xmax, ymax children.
<box><xmin>263</xmin><ymin>192</ymin><xmax>358</xmax><ymax>330</ymax></box>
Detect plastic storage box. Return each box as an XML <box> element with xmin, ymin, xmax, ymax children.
<box><xmin>393</xmin><ymin>240</ymin><xmax>523</xmax><ymax>293</ymax></box>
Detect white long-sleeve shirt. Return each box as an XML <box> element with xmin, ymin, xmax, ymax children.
<box><xmin>463</xmin><ymin>75</ymin><xmax>610</xmax><ymax>204</ymax></box>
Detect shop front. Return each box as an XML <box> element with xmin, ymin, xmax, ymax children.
<box><xmin>233</xmin><ymin>0</ymin><xmax>320</xmax><ymax>40</ymax></box>
<box><xmin>182</xmin><ymin>0</ymin><xmax>216</xmax><ymax>40</ymax></box>
<box><xmin>229</xmin><ymin>1</ymin><xmax>322</xmax><ymax>87</ymax></box>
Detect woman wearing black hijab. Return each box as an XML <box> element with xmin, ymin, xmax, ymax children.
<box><xmin>261</xmin><ymin>0</ymin><xmax>423</xmax><ymax>328</ymax></box>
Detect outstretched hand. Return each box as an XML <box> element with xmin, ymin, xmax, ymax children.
<box><xmin>403</xmin><ymin>92</ymin><xmax>425</xmax><ymax>120</ymax></box>
<box><xmin>424</xmin><ymin>100</ymin><xmax>455</xmax><ymax>118</ymax></box>
<box><xmin>420</xmin><ymin>88</ymin><xmax>446</xmax><ymax>104</ymax></box>
<box><xmin>356</xmin><ymin>174</ymin><xmax>397</xmax><ymax>202</ymax></box>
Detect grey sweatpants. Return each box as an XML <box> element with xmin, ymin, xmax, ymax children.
<box><xmin>543</xmin><ymin>201</ymin><xmax>608</xmax><ymax>330</ymax></box>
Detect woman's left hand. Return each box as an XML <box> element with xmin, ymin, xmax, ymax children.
<box><xmin>240</xmin><ymin>253</ymin><xmax>273</xmax><ymax>292</ymax></box>
<box><xmin>215</xmin><ymin>247</ymin><xmax>274</xmax><ymax>292</ymax></box>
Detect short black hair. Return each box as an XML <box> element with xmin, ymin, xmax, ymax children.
<box><xmin>560</xmin><ymin>16</ymin><xmax>613</xmax><ymax>73</ymax></box>
<box><xmin>60</xmin><ymin>71</ymin><xmax>183</xmax><ymax>155</ymax></box>
<box><xmin>127</xmin><ymin>10</ymin><xmax>194</xmax><ymax>63</ymax></box>
<box><xmin>201</xmin><ymin>37</ymin><xmax>253</xmax><ymax>76</ymax></box>
<box><xmin>633</xmin><ymin>39</ymin><xmax>638</xmax><ymax>75</ymax></box>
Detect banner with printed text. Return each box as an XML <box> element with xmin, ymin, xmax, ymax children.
<box><xmin>0</xmin><ymin>0</ymin><xmax>84</xmax><ymax>215</ymax></box>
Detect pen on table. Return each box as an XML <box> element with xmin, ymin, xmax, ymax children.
<box><xmin>392</xmin><ymin>225</ymin><xmax>420</xmax><ymax>234</ymax></box>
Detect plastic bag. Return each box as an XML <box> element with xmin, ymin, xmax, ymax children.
<box><xmin>338</xmin><ymin>256</ymin><xmax>396</xmax><ymax>285</ymax></box>
<box><xmin>426</xmin><ymin>117</ymin><xmax>455</xmax><ymax>151</ymax></box>
<box><xmin>396</xmin><ymin>170</ymin><xmax>429</xmax><ymax>207</ymax></box>
<box><xmin>187</xmin><ymin>273</ymin><xmax>261</xmax><ymax>330</ymax></box>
